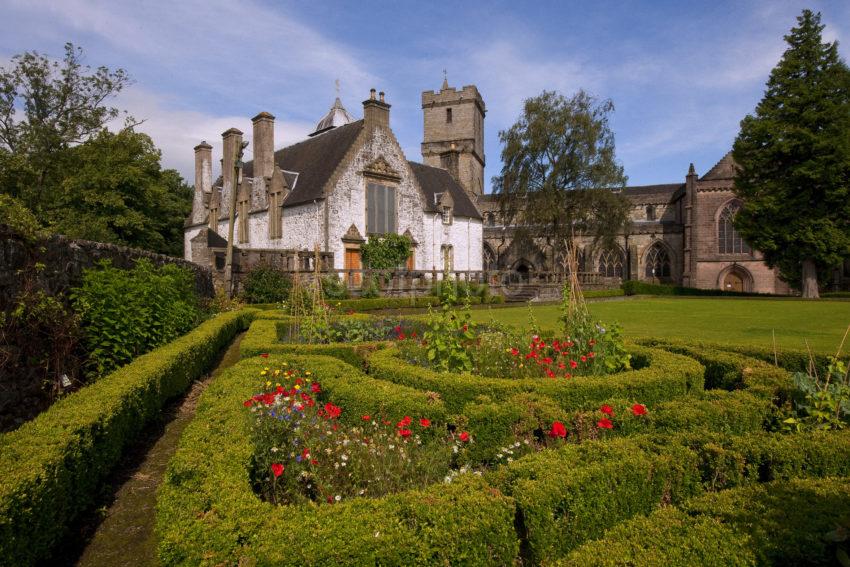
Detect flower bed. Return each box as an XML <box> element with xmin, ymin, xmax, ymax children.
<box><xmin>0</xmin><ymin>308</ymin><xmax>257</xmax><ymax>566</ymax></box>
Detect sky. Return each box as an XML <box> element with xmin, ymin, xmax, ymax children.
<box><xmin>1</xmin><ymin>0</ymin><xmax>848</xmax><ymax>191</ymax></box>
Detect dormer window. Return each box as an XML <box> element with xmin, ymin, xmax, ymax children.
<box><xmin>441</xmin><ymin>205</ymin><xmax>453</xmax><ymax>225</ymax></box>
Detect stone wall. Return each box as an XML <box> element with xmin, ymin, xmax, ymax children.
<box><xmin>0</xmin><ymin>225</ymin><xmax>214</xmax><ymax>311</ymax></box>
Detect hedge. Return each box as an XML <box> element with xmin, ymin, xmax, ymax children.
<box><xmin>156</xmin><ymin>354</ymin><xmax>517</xmax><ymax>565</ymax></box>
<box><xmin>239</xmin><ymin>319</ymin><xmax>388</xmax><ymax>368</ymax></box>
<box><xmin>0</xmin><ymin>308</ymin><xmax>257</xmax><ymax>566</ymax></box>
<box><xmin>366</xmin><ymin>344</ymin><xmax>705</xmax><ymax>413</ymax></box>
<box><xmin>487</xmin><ymin>430</ymin><xmax>850</xmax><ymax>564</ymax></box>
<box><xmin>621</xmin><ymin>280</ymin><xmax>776</xmax><ymax>298</ymax></box>
<box><xmin>332</xmin><ymin>294</ymin><xmax>504</xmax><ymax>312</ymax></box>
<box><xmin>562</xmin><ymin>477</ymin><xmax>850</xmax><ymax>566</ymax></box>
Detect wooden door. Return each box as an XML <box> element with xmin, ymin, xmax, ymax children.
<box><xmin>344</xmin><ymin>248</ymin><xmax>361</xmax><ymax>286</ymax></box>
<box><xmin>724</xmin><ymin>272</ymin><xmax>743</xmax><ymax>292</ymax></box>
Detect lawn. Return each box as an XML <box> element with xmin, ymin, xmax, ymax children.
<box><xmin>471</xmin><ymin>297</ymin><xmax>850</xmax><ymax>354</ymax></box>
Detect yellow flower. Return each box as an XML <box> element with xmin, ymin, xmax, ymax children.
<box><xmin>265</xmin><ymin>381</ymin><xmax>271</xmax><ymax>387</ymax></box>
<box><xmin>260</xmin><ymin>371</ymin><xmax>268</xmax><ymax>377</ymax></box>
<box><xmin>294</xmin><ymin>384</ymin><xmax>301</xmax><ymax>390</ymax></box>
<box><xmin>282</xmin><ymin>362</ymin><xmax>289</xmax><ymax>367</ymax></box>
<box><xmin>305</xmin><ymin>371</ymin><xmax>312</xmax><ymax>376</ymax></box>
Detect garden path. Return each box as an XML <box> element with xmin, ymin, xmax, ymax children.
<box><xmin>66</xmin><ymin>332</ymin><xmax>246</xmax><ymax>567</ymax></box>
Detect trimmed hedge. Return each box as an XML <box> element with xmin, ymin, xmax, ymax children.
<box><xmin>622</xmin><ymin>280</ymin><xmax>776</xmax><ymax>297</ymax></box>
<box><xmin>239</xmin><ymin>319</ymin><xmax>388</xmax><ymax>368</ymax></box>
<box><xmin>156</xmin><ymin>354</ymin><xmax>517</xmax><ymax>566</ymax></box>
<box><xmin>583</xmin><ymin>288</ymin><xmax>625</xmax><ymax>299</ymax></box>
<box><xmin>0</xmin><ymin>308</ymin><xmax>257</xmax><ymax>566</ymax></box>
<box><xmin>367</xmin><ymin>344</ymin><xmax>705</xmax><ymax>413</ymax></box>
<box><xmin>332</xmin><ymin>294</ymin><xmax>504</xmax><ymax>312</ymax></box>
<box><xmin>562</xmin><ymin>477</ymin><xmax>850</xmax><ymax>566</ymax></box>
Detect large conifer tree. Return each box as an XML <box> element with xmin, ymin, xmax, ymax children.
<box><xmin>733</xmin><ymin>10</ymin><xmax>850</xmax><ymax>298</ymax></box>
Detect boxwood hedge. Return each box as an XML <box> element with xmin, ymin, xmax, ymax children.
<box><xmin>0</xmin><ymin>308</ymin><xmax>256</xmax><ymax>566</ymax></box>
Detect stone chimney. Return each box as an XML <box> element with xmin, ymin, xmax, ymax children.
<box><xmin>252</xmin><ymin>112</ymin><xmax>275</xmax><ymax>181</ymax></box>
<box><xmin>192</xmin><ymin>141</ymin><xmax>212</xmax><ymax>224</ymax></box>
<box><xmin>221</xmin><ymin>127</ymin><xmax>243</xmax><ymax>216</ymax></box>
<box><xmin>363</xmin><ymin>88</ymin><xmax>390</xmax><ymax>129</ymax></box>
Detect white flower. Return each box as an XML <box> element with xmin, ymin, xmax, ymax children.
<box><xmin>335</xmin><ymin>495</ymin><xmax>341</xmax><ymax>501</ymax></box>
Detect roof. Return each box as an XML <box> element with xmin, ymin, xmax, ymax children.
<box><xmin>241</xmin><ymin>120</ymin><xmax>364</xmax><ymax>207</ymax></box>
<box><xmin>701</xmin><ymin>151</ymin><xmax>738</xmax><ymax>181</ymax></box>
<box><xmin>310</xmin><ymin>97</ymin><xmax>355</xmax><ymax>137</ymax></box>
<box><xmin>408</xmin><ymin>161</ymin><xmax>482</xmax><ymax>219</ymax></box>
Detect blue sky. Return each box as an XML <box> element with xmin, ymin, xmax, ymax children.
<box><xmin>1</xmin><ymin>0</ymin><xmax>848</xmax><ymax>190</ymax></box>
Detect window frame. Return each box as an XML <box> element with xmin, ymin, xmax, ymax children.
<box><xmin>365</xmin><ymin>181</ymin><xmax>398</xmax><ymax>235</ymax></box>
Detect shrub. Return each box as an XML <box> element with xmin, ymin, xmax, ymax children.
<box><xmin>0</xmin><ymin>309</ymin><xmax>256</xmax><ymax>566</ymax></box>
<box><xmin>70</xmin><ymin>259</ymin><xmax>203</xmax><ymax>378</ymax></box>
<box><xmin>241</xmin><ymin>264</ymin><xmax>292</xmax><ymax>304</ymax></box>
<box><xmin>360</xmin><ymin>233</ymin><xmax>412</xmax><ymax>270</ymax></box>
<box><xmin>622</xmin><ymin>280</ymin><xmax>773</xmax><ymax>297</ymax></box>
<box><xmin>0</xmin><ymin>194</ymin><xmax>44</xmax><ymax>241</ymax></box>
<box><xmin>321</xmin><ymin>275</ymin><xmax>350</xmax><ymax>300</ymax></box>
<box><xmin>359</xmin><ymin>274</ymin><xmax>381</xmax><ymax>298</ymax></box>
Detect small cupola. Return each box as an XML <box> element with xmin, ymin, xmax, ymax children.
<box><xmin>309</xmin><ymin>97</ymin><xmax>354</xmax><ymax>137</ymax></box>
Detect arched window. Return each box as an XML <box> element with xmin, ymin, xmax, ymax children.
<box><xmin>485</xmin><ymin>212</ymin><xmax>496</xmax><ymax>226</ymax></box>
<box><xmin>644</xmin><ymin>242</ymin><xmax>671</xmax><ymax>279</ymax></box>
<box><xmin>597</xmin><ymin>248</ymin><xmax>625</xmax><ymax>278</ymax></box>
<box><xmin>718</xmin><ymin>202</ymin><xmax>751</xmax><ymax>254</ymax></box>
<box><xmin>483</xmin><ymin>243</ymin><xmax>497</xmax><ymax>271</ymax></box>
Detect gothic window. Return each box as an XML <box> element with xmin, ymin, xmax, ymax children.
<box><xmin>483</xmin><ymin>243</ymin><xmax>496</xmax><ymax>271</ymax></box>
<box><xmin>446</xmin><ymin>108</ymin><xmax>452</xmax><ymax>123</ymax></box>
<box><xmin>644</xmin><ymin>242</ymin><xmax>671</xmax><ymax>279</ymax></box>
<box><xmin>597</xmin><ymin>248</ymin><xmax>625</xmax><ymax>278</ymax></box>
<box><xmin>646</xmin><ymin>205</ymin><xmax>656</xmax><ymax>221</ymax></box>
<box><xmin>366</xmin><ymin>182</ymin><xmax>397</xmax><ymax>234</ymax></box>
<box><xmin>718</xmin><ymin>202</ymin><xmax>751</xmax><ymax>254</ymax></box>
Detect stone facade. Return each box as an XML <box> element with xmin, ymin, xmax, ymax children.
<box><xmin>184</xmin><ymin>84</ymin><xmax>484</xmax><ymax>282</ymax></box>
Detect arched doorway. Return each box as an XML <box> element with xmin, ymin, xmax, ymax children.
<box><xmin>511</xmin><ymin>259</ymin><xmax>534</xmax><ymax>283</ymax></box>
<box><xmin>719</xmin><ymin>266</ymin><xmax>752</xmax><ymax>293</ymax></box>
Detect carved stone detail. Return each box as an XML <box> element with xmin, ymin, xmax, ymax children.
<box><xmin>362</xmin><ymin>156</ymin><xmax>401</xmax><ymax>180</ymax></box>
<box><xmin>342</xmin><ymin>223</ymin><xmax>366</xmax><ymax>243</ymax></box>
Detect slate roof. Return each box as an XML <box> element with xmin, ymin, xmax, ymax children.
<box><xmin>240</xmin><ymin>120</ymin><xmax>365</xmax><ymax>207</ymax></box>
<box><xmin>408</xmin><ymin>161</ymin><xmax>482</xmax><ymax>219</ymax></box>
<box><xmin>621</xmin><ymin>183</ymin><xmax>685</xmax><ymax>203</ymax></box>
<box><xmin>701</xmin><ymin>151</ymin><xmax>738</xmax><ymax>181</ymax></box>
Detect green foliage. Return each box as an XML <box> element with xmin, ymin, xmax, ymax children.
<box><xmin>783</xmin><ymin>355</ymin><xmax>850</xmax><ymax>432</ymax></box>
<box><xmin>358</xmin><ymin>274</ymin><xmax>381</xmax><ymax>298</ymax></box>
<box><xmin>431</xmin><ymin>278</ymin><xmax>489</xmax><ymax>304</ymax></box>
<box><xmin>360</xmin><ymin>233</ymin><xmax>412</xmax><ymax>270</ymax></box>
<box><xmin>321</xmin><ymin>275</ymin><xmax>350</xmax><ymax>300</ymax></box>
<box><xmin>421</xmin><ymin>294</ymin><xmax>477</xmax><ymax>373</ymax></box>
<box><xmin>622</xmin><ymin>279</ymin><xmax>770</xmax><ymax>297</ymax></box>
<box><xmin>70</xmin><ymin>259</ymin><xmax>202</xmax><ymax>378</ymax></box>
<box><xmin>0</xmin><ymin>194</ymin><xmax>43</xmax><ymax>241</ymax></box>
<box><xmin>558</xmin><ymin>284</ymin><xmax>630</xmax><ymax>374</ymax></box>
<box><xmin>241</xmin><ymin>264</ymin><xmax>292</xmax><ymax>304</ymax></box>
<box><xmin>732</xmin><ymin>10</ymin><xmax>850</xmax><ymax>295</ymax></box>
<box><xmin>493</xmin><ymin>89</ymin><xmax>631</xmax><ymax>262</ymax></box>
<box><xmin>0</xmin><ymin>309</ymin><xmax>256</xmax><ymax>566</ymax></box>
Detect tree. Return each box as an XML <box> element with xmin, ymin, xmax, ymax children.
<box><xmin>732</xmin><ymin>10</ymin><xmax>850</xmax><ymax>298</ymax></box>
<box><xmin>52</xmin><ymin>129</ymin><xmax>192</xmax><ymax>257</ymax></box>
<box><xmin>493</xmin><ymin>90</ymin><xmax>631</xmax><ymax>271</ymax></box>
<box><xmin>0</xmin><ymin>43</ymin><xmax>132</xmax><ymax>215</ymax></box>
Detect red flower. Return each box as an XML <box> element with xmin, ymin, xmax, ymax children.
<box><xmin>542</xmin><ymin>357</ymin><xmax>553</xmax><ymax>365</ymax></box>
<box><xmin>310</xmin><ymin>459</ymin><xmax>319</xmax><ymax>465</ymax></box>
<box><xmin>580</xmin><ymin>355</ymin><xmax>587</xmax><ymax>363</ymax></box>
<box><xmin>398</xmin><ymin>428</ymin><xmax>412</xmax><ymax>438</ymax></box>
<box><xmin>398</xmin><ymin>332</ymin><xmax>407</xmax><ymax>340</ymax></box>
<box><xmin>271</xmin><ymin>463</ymin><xmax>284</xmax><ymax>477</ymax></box>
<box><xmin>511</xmin><ymin>347</ymin><xmax>520</xmax><ymax>356</ymax></box>
<box><xmin>597</xmin><ymin>418</ymin><xmax>614</xmax><ymax>429</ymax></box>
<box><xmin>569</xmin><ymin>359</ymin><xmax>578</xmax><ymax>369</ymax></box>
<box><xmin>462</xmin><ymin>324</ymin><xmax>468</xmax><ymax>332</ymax></box>
<box><xmin>631</xmin><ymin>403</ymin><xmax>647</xmax><ymax>416</ymax></box>
<box><xmin>362</xmin><ymin>415</ymin><xmax>371</xmax><ymax>421</ymax></box>
<box><xmin>600</xmin><ymin>404</ymin><xmax>614</xmax><ymax>416</ymax></box>
<box><xmin>411</xmin><ymin>331</ymin><xmax>417</xmax><ymax>338</ymax></box>
<box><xmin>588</xmin><ymin>351</ymin><xmax>596</xmax><ymax>358</ymax></box>
<box><xmin>397</xmin><ymin>415</ymin><xmax>412</xmax><ymax>428</ymax></box>
<box><xmin>549</xmin><ymin>421</ymin><xmax>567</xmax><ymax>438</ymax></box>
<box><xmin>545</xmin><ymin>369</ymin><xmax>556</xmax><ymax>378</ymax></box>
<box><xmin>459</xmin><ymin>431</ymin><xmax>470</xmax><ymax>442</ymax></box>
<box><xmin>394</xmin><ymin>325</ymin><xmax>402</xmax><ymax>333</ymax></box>
<box><xmin>311</xmin><ymin>382</ymin><xmax>321</xmax><ymax>393</ymax></box>
<box><xmin>419</xmin><ymin>418</ymin><xmax>431</xmax><ymax>428</ymax></box>
<box><xmin>243</xmin><ymin>399</ymin><xmax>252</xmax><ymax>407</ymax></box>
<box><xmin>260</xmin><ymin>353</ymin><xmax>269</xmax><ymax>358</ymax></box>
<box><xmin>589</xmin><ymin>339</ymin><xmax>596</xmax><ymax>346</ymax></box>
<box><xmin>324</xmin><ymin>403</ymin><xmax>342</xmax><ymax>419</ymax></box>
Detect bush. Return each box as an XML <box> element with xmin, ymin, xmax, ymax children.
<box><xmin>0</xmin><ymin>308</ymin><xmax>256</xmax><ymax>566</ymax></box>
<box><xmin>321</xmin><ymin>275</ymin><xmax>350</xmax><ymax>300</ymax></box>
<box><xmin>241</xmin><ymin>264</ymin><xmax>292</xmax><ymax>304</ymax></box>
<box><xmin>70</xmin><ymin>259</ymin><xmax>203</xmax><ymax>378</ymax></box>
<box><xmin>0</xmin><ymin>194</ymin><xmax>44</xmax><ymax>241</ymax></box>
<box><xmin>622</xmin><ymin>280</ymin><xmax>774</xmax><ymax>297</ymax></box>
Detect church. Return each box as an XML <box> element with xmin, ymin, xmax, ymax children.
<box><xmin>184</xmin><ymin>80</ymin><xmax>849</xmax><ymax>295</ymax></box>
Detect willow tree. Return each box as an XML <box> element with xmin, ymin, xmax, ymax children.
<box><xmin>733</xmin><ymin>10</ymin><xmax>850</xmax><ymax>298</ymax></box>
<box><xmin>493</xmin><ymin>90</ymin><xmax>630</xmax><ymax>272</ymax></box>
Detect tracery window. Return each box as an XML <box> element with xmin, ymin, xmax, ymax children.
<box><xmin>483</xmin><ymin>244</ymin><xmax>496</xmax><ymax>271</ymax></box>
<box><xmin>718</xmin><ymin>202</ymin><xmax>751</xmax><ymax>254</ymax></box>
<box><xmin>597</xmin><ymin>248</ymin><xmax>625</xmax><ymax>278</ymax></box>
<box><xmin>644</xmin><ymin>242</ymin><xmax>671</xmax><ymax>279</ymax></box>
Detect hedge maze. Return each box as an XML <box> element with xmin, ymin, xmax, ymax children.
<box><xmin>153</xmin><ymin>314</ymin><xmax>850</xmax><ymax>566</ymax></box>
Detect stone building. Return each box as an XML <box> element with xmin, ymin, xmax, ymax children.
<box><xmin>184</xmin><ymin>84</ymin><xmax>483</xmax><ymax>283</ymax></box>
<box><xmin>185</xmin><ymin>80</ymin><xmax>849</xmax><ymax>295</ymax></box>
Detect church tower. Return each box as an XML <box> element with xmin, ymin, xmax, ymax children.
<box><xmin>421</xmin><ymin>77</ymin><xmax>486</xmax><ymax>198</ymax></box>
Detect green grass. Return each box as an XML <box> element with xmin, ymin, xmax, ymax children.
<box><xmin>471</xmin><ymin>297</ymin><xmax>850</xmax><ymax>354</ymax></box>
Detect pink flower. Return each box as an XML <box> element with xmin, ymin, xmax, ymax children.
<box><xmin>631</xmin><ymin>404</ymin><xmax>647</xmax><ymax>416</ymax></box>
<box><xmin>271</xmin><ymin>463</ymin><xmax>284</xmax><ymax>477</ymax></box>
